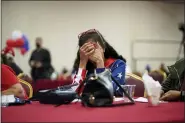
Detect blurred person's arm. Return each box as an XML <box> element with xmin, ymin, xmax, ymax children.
<box><xmin>2</xmin><ymin>83</ymin><xmax>25</xmax><ymax>99</ymax></box>
<box><xmin>160</xmin><ymin>74</ymin><xmax>183</xmax><ymax>101</ymax></box>
<box><xmin>29</xmin><ymin>51</ymin><xmax>36</xmax><ymax>67</ymax></box>
<box><xmin>160</xmin><ymin>90</ymin><xmax>181</xmax><ymax>101</ymax></box>
<box><xmin>71</xmin><ymin>59</ymin><xmax>88</xmax><ymax>94</ymax></box>
<box><xmin>161</xmin><ymin>74</ymin><xmax>173</xmax><ymax>95</ymax></box>
<box><xmin>71</xmin><ymin>68</ymin><xmax>87</xmax><ymax>94</ymax></box>
<box><xmin>1</xmin><ymin>64</ymin><xmax>27</xmax><ymax>99</ymax></box>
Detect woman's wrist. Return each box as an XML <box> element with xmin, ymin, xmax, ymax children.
<box><xmin>96</xmin><ymin>59</ymin><xmax>104</xmax><ymax>68</ymax></box>
<box><xmin>79</xmin><ymin>60</ymin><xmax>87</xmax><ymax>69</ymax></box>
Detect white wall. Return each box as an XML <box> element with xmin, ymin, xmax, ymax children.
<box><xmin>2</xmin><ymin>1</ymin><xmax>184</xmax><ymax>75</ymax></box>
<box><xmin>129</xmin><ymin>2</ymin><xmax>184</xmax><ymax>71</ymax></box>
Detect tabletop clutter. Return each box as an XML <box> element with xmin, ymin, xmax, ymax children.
<box><xmin>1</xmin><ymin>72</ymin><xmax>167</xmax><ymax>107</ymax></box>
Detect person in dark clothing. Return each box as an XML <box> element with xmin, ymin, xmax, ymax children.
<box><xmin>160</xmin><ymin>58</ymin><xmax>185</xmax><ymax>102</ymax></box>
<box><xmin>29</xmin><ymin>37</ymin><xmax>54</xmax><ymax>81</ymax></box>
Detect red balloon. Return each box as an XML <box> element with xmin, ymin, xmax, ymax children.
<box><xmin>6</xmin><ymin>38</ymin><xmax>24</xmax><ymax>47</ymax></box>
<box><xmin>1</xmin><ymin>46</ymin><xmax>15</xmax><ymax>56</ymax></box>
<box><xmin>6</xmin><ymin>39</ymin><xmax>15</xmax><ymax>47</ymax></box>
<box><xmin>20</xmin><ymin>48</ymin><xmax>26</xmax><ymax>55</ymax></box>
<box><xmin>16</xmin><ymin>38</ymin><xmax>25</xmax><ymax>46</ymax></box>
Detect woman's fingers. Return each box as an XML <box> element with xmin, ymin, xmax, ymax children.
<box><xmin>80</xmin><ymin>43</ymin><xmax>89</xmax><ymax>49</ymax></box>
<box><xmin>81</xmin><ymin>42</ymin><xmax>93</xmax><ymax>50</ymax></box>
<box><xmin>80</xmin><ymin>45</ymin><xmax>95</xmax><ymax>56</ymax></box>
<box><xmin>160</xmin><ymin>92</ymin><xmax>169</xmax><ymax>101</ymax></box>
<box><xmin>80</xmin><ymin>42</ymin><xmax>95</xmax><ymax>52</ymax></box>
<box><xmin>80</xmin><ymin>43</ymin><xmax>90</xmax><ymax>52</ymax></box>
<box><xmin>96</xmin><ymin>42</ymin><xmax>103</xmax><ymax>51</ymax></box>
<box><xmin>85</xmin><ymin>49</ymin><xmax>95</xmax><ymax>56</ymax></box>
<box><xmin>84</xmin><ymin>45</ymin><xmax>95</xmax><ymax>52</ymax></box>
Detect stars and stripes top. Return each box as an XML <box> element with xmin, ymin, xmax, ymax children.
<box><xmin>71</xmin><ymin>58</ymin><xmax>126</xmax><ymax>96</ymax></box>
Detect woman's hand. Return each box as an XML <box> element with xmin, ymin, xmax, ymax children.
<box><xmin>79</xmin><ymin>42</ymin><xmax>95</xmax><ymax>68</ymax></box>
<box><xmin>2</xmin><ymin>83</ymin><xmax>26</xmax><ymax>99</ymax></box>
<box><xmin>89</xmin><ymin>42</ymin><xmax>104</xmax><ymax>68</ymax></box>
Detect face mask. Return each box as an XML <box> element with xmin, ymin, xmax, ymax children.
<box><xmin>36</xmin><ymin>43</ymin><xmax>41</xmax><ymax>48</ymax></box>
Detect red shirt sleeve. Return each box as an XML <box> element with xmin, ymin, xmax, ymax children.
<box><xmin>1</xmin><ymin>64</ymin><xmax>19</xmax><ymax>91</ymax></box>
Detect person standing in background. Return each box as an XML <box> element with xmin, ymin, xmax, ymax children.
<box><xmin>29</xmin><ymin>37</ymin><xmax>54</xmax><ymax>81</ymax></box>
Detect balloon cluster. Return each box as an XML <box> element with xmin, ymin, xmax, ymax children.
<box><xmin>5</xmin><ymin>30</ymin><xmax>30</xmax><ymax>56</ymax></box>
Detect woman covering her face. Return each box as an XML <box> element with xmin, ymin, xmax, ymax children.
<box><xmin>72</xmin><ymin>29</ymin><xmax>127</xmax><ymax>96</ymax></box>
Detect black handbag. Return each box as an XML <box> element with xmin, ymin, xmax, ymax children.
<box><xmin>80</xmin><ymin>69</ymin><xmax>135</xmax><ymax>107</ymax></box>
<box><xmin>31</xmin><ymin>84</ymin><xmax>79</xmax><ymax>106</ymax></box>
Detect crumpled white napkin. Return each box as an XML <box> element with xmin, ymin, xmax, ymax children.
<box><xmin>142</xmin><ymin>72</ymin><xmax>162</xmax><ymax>106</ymax></box>
<box><xmin>1</xmin><ymin>95</ymin><xmax>16</xmax><ymax>104</ymax></box>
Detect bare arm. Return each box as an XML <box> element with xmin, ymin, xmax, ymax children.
<box><xmin>2</xmin><ymin>83</ymin><xmax>25</xmax><ymax>99</ymax></box>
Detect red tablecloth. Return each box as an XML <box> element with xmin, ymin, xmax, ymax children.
<box><xmin>2</xmin><ymin>101</ymin><xmax>184</xmax><ymax>122</ymax></box>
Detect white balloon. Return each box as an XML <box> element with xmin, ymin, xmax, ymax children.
<box><xmin>12</xmin><ymin>30</ymin><xmax>23</xmax><ymax>40</ymax></box>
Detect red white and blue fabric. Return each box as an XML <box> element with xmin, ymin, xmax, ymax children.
<box><xmin>5</xmin><ymin>30</ymin><xmax>30</xmax><ymax>56</ymax></box>
<box><xmin>72</xmin><ymin>58</ymin><xmax>126</xmax><ymax>96</ymax></box>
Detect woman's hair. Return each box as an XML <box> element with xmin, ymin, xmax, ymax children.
<box><xmin>73</xmin><ymin>31</ymin><xmax>126</xmax><ymax>72</ymax></box>
<box><xmin>1</xmin><ymin>54</ymin><xmax>14</xmax><ymax>65</ymax></box>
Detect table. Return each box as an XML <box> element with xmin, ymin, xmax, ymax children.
<box><xmin>2</xmin><ymin>101</ymin><xmax>184</xmax><ymax>122</ymax></box>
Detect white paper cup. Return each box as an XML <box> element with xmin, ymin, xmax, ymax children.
<box><xmin>147</xmin><ymin>86</ymin><xmax>161</xmax><ymax>106</ymax></box>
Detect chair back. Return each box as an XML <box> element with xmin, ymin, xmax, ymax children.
<box><xmin>17</xmin><ymin>73</ymin><xmax>33</xmax><ymax>84</ymax></box>
<box><xmin>33</xmin><ymin>79</ymin><xmax>72</xmax><ymax>92</ymax></box>
<box><xmin>125</xmin><ymin>73</ymin><xmax>145</xmax><ymax>97</ymax></box>
<box><xmin>18</xmin><ymin>78</ymin><xmax>33</xmax><ymax>98</ymax></box>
